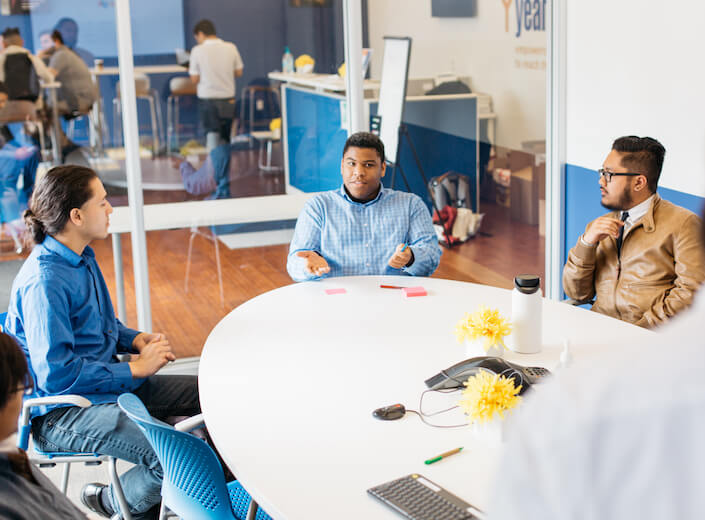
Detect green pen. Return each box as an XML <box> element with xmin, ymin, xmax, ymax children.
<box><xmin>424</xmin><ymin>446</ymin><xmax>463</xmax><ymax>465</ymax></box>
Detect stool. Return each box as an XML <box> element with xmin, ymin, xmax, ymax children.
<box><xmin>250</xmin><ymin>130</ymin><xmax>282</xmax><ymax>172</ymax></box>
<box><xmin>113</xmin><ymin>74</ymin><xmax>164</xmax><ymax>155</ymax></box>
<box><xmin>239</xmin><ymin>84</ymin><xmax>280</xmax><ymax>134</ymax></box>
<box><xmin>166</xmin><ymin>76</ymin><xmax>197</xmax><ymax>154</ymax></box>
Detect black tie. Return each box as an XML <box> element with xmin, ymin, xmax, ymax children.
<box><xmin>616</xmin><ymin>211</ymin><xmax>629</xmax><ymax>257</ymax></box>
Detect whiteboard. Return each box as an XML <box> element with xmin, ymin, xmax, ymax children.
<box><xmin>377</xmin><ymin>37</ymin><xmax>411</xmax><ymax>165</ymax></box>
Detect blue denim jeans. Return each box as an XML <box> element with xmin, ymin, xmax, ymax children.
<box><xmin>31</xmin><ymin>375</ymin><xmax>200</xmax><ymax>519</ymax></box>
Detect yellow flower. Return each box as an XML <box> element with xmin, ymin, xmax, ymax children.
<box><xmin>455</xmin><ymin>305</ymin><xmax>512</xmax><ymax>352</ymax></box>
<box><xmin>459</xmin><ymin>371</ymin><xmax>522</xmax><ymax>424</ymax></box>
<box><xmin>295</xmin><ymin>54</ymin><xmax>315</xmax><ymax>68</ymax></box>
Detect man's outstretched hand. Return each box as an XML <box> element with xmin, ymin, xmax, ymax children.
<box><xmin>296</xmin><ymin>250</ymin><xmax>331</xmax><ymax>277</ymax></box>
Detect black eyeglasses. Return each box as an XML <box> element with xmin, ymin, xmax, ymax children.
<box><xmin>597</xmin><ymin>168</ymin><xmax>643</xmax><ymax>183</ymax></box>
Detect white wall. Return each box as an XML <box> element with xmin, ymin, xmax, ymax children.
<box><xmin>566</xmin><ymin>1</ymin><xmax>705</xmax><ymax>197</ymax></box>
<box><xmin>367</xmin><ymin>0</ymin><xmax>547</xmax><ymax>151</ymax></box>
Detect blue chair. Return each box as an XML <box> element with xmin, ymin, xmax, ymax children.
<box><xmin>117</xmin><ymin>393</ymin><xmax>271</xmax><ymax>520</ymax></box>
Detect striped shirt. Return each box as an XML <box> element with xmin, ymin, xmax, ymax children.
<box><xmin>287</xmin><ymin>185</ymin><xmax>441</xmax><ymax>281</ymax></box>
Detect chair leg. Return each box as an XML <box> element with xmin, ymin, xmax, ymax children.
<box><xmin>184</xmin><ymin>227</ymin><xmax>198</xmax><ymax>293</ymax></box>
<box><xmin>166</xmin><ymin>96</ymin><xmax>173</xmax><ymax>154</ymax></box>
<box><xmin>147</xmin><ymin>96</ymin><xmax>159</xmax><ymax>156</ymax></box>
<box><xmin>174</xmin><ymin>96</ymin><xmax>180</xmax><ymax>152</ymax></box>
<box><xmin>212</xmin><ymin>228</ymin><xmax>225</xmax><ymax>306</ymax></box>
<box><xmin>60</xmin><ymin>462</ymin><xmax>71</xmax><ymax>494</ymax></box>
<box><xmin>246</xmin><ymin>500</ymin><xmax>259</xmax><ymax>520</ymax></box>
<box><xmin>108</xmin><ymin>457</ymin><xmax>132</xmax><ymax>520</ymax></box>
<box><xmin>113</xmin><ymin>99</ymin><xmax>123</xmax><ymax>148</ymax></box>
<box><xmin>154</xmin><ymin>91</ymin><xmax>165</xmax><ymax>151</ymax></box>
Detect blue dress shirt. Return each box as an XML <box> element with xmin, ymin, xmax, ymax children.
<box><xmin>287</xmin><ymin>185</ymin><xmax>441</xmax><ymax>281</ymax></box>
<box><xmin>5</xmin><ymin>236</ymin><xmax>142</xmax><ymax>418</ymax></box>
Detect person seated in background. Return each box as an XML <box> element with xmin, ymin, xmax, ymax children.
<box><xmin>189</xmin><ymin>19</ymin><xmax>244</xmax><ymax>151</ymax></box>
<box><xmin>53</xmin><ymin>17</ymin><xmax>94</xmax><ymax>67</ymax></box>
<box><xmin>563</xmin><ymin>136</ymin><xmax>705</xmax><ymax>328</ymax></box>
<box><xmin>287</xmin><ymin>131</ymin><xmax>441</xmax><ymax>281</ymax></box>
<box><xmin>47</xmin><ymin>30</ymin><xmax>96</xmax><ymax>118</ymax></box>
<box><xmin>0</xmin><ymin>81</ymin><xmax>40</xmax><ymax>207</ymax></box>
<box><xmin>46</xmin><ymin>29</ymin><xmax>96</xmax><ymax>159</ymax></box>
<box><xmin>0</xmin><ymin>27</ymin><xmax>54</xmax><ymax>109</ymax></box>
<box><xmin>0</xmin><ymin>332</ymin><xmax>88</xmax><ymax>519</ymax></box>
<box><xmin>489</xmin><ymin>201</ymin><xmax>705</xmax><ymax>520</ymax></box>
<box><xmin>174</xmin><ymin>142</ymin><xmax>231</xmax><ymax>199</ymax></box>
<box><xmin>4</xmin><ymin>166</ymin><xmax>201</xmax><ymax>520</ymax></box>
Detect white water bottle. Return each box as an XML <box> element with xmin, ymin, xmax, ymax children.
<box><xmin>282</xmin><ymin>46</ymin><xmax>294</xmax><ymax>74</ymax></box>
<box><xmin>508</xmin><ymin>274</ymin><xmax>542</xmax><ymax>354</ymax></box>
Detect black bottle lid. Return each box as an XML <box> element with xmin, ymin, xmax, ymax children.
<box><xmin>514</xmin><ymin>274</ymin><xmax>540</xmax><ymax>294</ymax></box>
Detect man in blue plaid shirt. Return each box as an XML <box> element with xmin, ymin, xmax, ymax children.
<box><xmin>287</xmin><ymin>132</ymin><xmax>441</xmax><ymax>282</ymax></box>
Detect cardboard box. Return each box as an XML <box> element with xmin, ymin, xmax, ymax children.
<box><xmin>510</xmin><ymin>166</ymin><xmax>539</xmax><ymax>226</ymax></box>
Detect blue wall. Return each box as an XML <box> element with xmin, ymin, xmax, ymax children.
<box><xmin>564</xmin><ymin>164</ymin><xmax>705</xmax><ymax>266</ymax></box>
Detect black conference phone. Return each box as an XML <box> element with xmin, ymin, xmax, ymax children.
<box><xmin>424</xmin><ymin>356</ymin><xmax>551</xmax><ymax>395</ymax></box>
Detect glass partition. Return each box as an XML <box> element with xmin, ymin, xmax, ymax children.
<box><xmin>365</xmin><ymin>1</ymin><xmax>547</xmax><ymax>287</ymax></box>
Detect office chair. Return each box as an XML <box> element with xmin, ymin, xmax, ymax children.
<box><xmin>1</xmin><ymin>311</ymin><xmax>132</xmax><ymax>519</ymax></box>
<box><xmin>118</xmin><ymin>393</ymin><xmax>271</xmax><ymax>520</ymax></box>
<box><xmin>18</xmin><ymin>395</ymin><xmax>132</xmax><ymax>520</ymax></box>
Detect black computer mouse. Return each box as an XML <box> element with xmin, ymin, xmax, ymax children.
<box><xmin>372</xmin><ymin>403</ymin><xmax>406</xmax><ymax>420</ymax></box>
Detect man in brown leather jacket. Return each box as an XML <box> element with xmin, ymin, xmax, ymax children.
<box><xmin>563</xmin><ymin>136</ymin><xmax>705</xmax><ymax>328</ymax></box>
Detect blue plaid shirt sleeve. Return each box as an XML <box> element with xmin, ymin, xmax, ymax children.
<box><xmin>287</xmin><ymin>198</ymin><xmax>326</xmax><ymax>282</ymax></box>
<box><xmin>403</xmin><ymin>196</ymin><xmax>442</xmax><ymax>277</ymax></box>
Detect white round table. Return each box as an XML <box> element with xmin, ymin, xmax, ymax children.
<box><xmin>199</xmin><ymin>276</ymin><xmax>651</xmax><ymax>519</ymax></box>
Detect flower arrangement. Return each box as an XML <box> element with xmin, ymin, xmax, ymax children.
<box><xmin>455</xmin><ymin>305</ymin><xmax>512</xmax><ymax>353</ymax></box>
<box><xmin>458</xmin><ymin>370</ymin><xmax>522</xmax><ymax>424</ymax></box>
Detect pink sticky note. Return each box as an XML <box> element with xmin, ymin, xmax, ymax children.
<box><xmin>325</xmin><ymin>288</ymin><xmax>347</xmax><ymax>295</ymax></box>
<box><xmin>402</xmin><ymin>286</ymin><xmax>427</xmax><ymax>298</ymax></box>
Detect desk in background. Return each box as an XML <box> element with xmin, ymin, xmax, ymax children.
<box><xmin>199</xmin><ymin>276</ymin><xmax>651</xmax><ymax>519</ymax></box>
<box><xmin>269</xmin><ymin>72</ymin><xmax>496</xmax><ymax>212</ymax></box>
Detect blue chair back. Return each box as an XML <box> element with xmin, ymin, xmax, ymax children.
<box><xmin>117</xmin><ymin>393</ymin><xmax>240</xmax><ymax>520</ymax></box>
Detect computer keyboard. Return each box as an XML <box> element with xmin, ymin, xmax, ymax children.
<box><xmin>367</xmin><ymin>474</ymin><xmax>483</xmax><ymax>520</ymax></box>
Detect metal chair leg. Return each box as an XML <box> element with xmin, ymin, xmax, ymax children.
<box><xmin>246</xmin><ymin>500</ymin><xmax>259</xmax><ymax>520</ymax></box>
<box><xmin>147</xmin><ymin>95</ymin><xmax>159</xmax><ymax>156</ymax></box>
<box><xmin>212</xmin><ymin>227</ymin><xmax>224</xmax><ymax>306</ymax></box>
<box><xmin>60</xmin><ymin>462</ymin><xmax>71</xmax><ymax>494</ymax></box>
<box><xmin>108</xmin><ymin>456</ymin><xmax>132</xmax><ymax>520</ymax></box>
<box><xmin>174</xmin><ymin>96</ymin><xmax>180</xmax><ymax>152</ymax></box>
<box><xmin>184</xmin><ymin>226</ymin><xmax>198</xmax><ymax>293</ymax></box>
<box><xmin>166</xmin><ymin>95</ymin><xmax>174</xmax><ymax>154</ymax></box>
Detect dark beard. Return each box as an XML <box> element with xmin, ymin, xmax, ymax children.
<box><xmin>601</xmin><ymin>185</ymin><xmax>633</xmax><ymax>211</ymax></box>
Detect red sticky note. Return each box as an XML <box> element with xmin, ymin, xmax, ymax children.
<box><xmin>325</xmin><ymin>288</ymin><xmax>347</xmax><ymax>295</ymax></box>
<box><xmin>402</xmin><ymin>286</ymin><xmax>427</xmax><ymax>298</ymax></box>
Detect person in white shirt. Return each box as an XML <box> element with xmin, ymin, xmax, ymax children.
<box><xmin>489</xmin><ymin>210</ymin><xmax>705</xmax><ymax>518</ymax></box>
<box><xmin>189</xmin><ymin>19</ymin><xmax>244</xmax><ymax>152</ymax></box>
